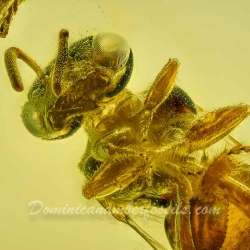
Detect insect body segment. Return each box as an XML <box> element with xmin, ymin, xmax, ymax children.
<box><xmin>5</xmin><ymin>29</ymin><xmax>250</xmax><ymax>250</ymax></box>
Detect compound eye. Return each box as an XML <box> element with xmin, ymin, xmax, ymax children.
<box><xmin>92</xmin><ymin>32</ymin><xmax>130</xmax><ymax>70</ymax></box>
<box><xmin>21</xmin><ymin>102</ymin><xmax>46</xmax><ymax>138</ymax></box>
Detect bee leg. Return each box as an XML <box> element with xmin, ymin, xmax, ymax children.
<box><xmin>203</xmin><ymin>145</ymin><xmax>250</xmax><ymax>218</ymax></box>
<box><xmin>141</xmin><ymin>59</ymin><xmax>180</xmax><ymax>136</ymax></box>
<box><xmin>82</xmin><ymin>128</ymin><xmax>152</xmax><ymax>198</ymax></box>
<box><xmin>184</xmin><ymin>104</ymin><xmax>250</xmax><ymax>152</ymax></box>
<box><xmin>82</xmin><ymin>153</ymin><xmax>147</xmax><ymax>199</ymax></box>
<box><xmin>4</xmin><ymin>47</ymin><xmax>44</xmax><ymax>91</ymax></box>
<box><xmin>165</xmin><ymin>194</ymin><xmax>196</xmax><ymax>250</ymax></box>
<box><xmin>52</xmin><ymin>29</ymin><xmax>69</xmax><ymax>96</ymax></box>
<box><xmin>155</xmin><ymin>163</ymin><xmax>195</xmax><ymax>250</ymax></box>
<box><xmin>144</xmin><ymin>58</ymin><xmax>180</xmax><ymax>111</ymax></box>
<box><xmin>98</xmin><ymin>200</ymin><xmax>169</xmax><ymax>250</ymax></box>
<box><xmin>91</xmin><ymin>127</ymin><xmax>136</xmax><ymax>161</ymax></box>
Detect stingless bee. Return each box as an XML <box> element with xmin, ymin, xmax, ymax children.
<box><xmin>4</xmin><ymin>29</ymin><xmax>250</xmax><ymax>250</ymax></box>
